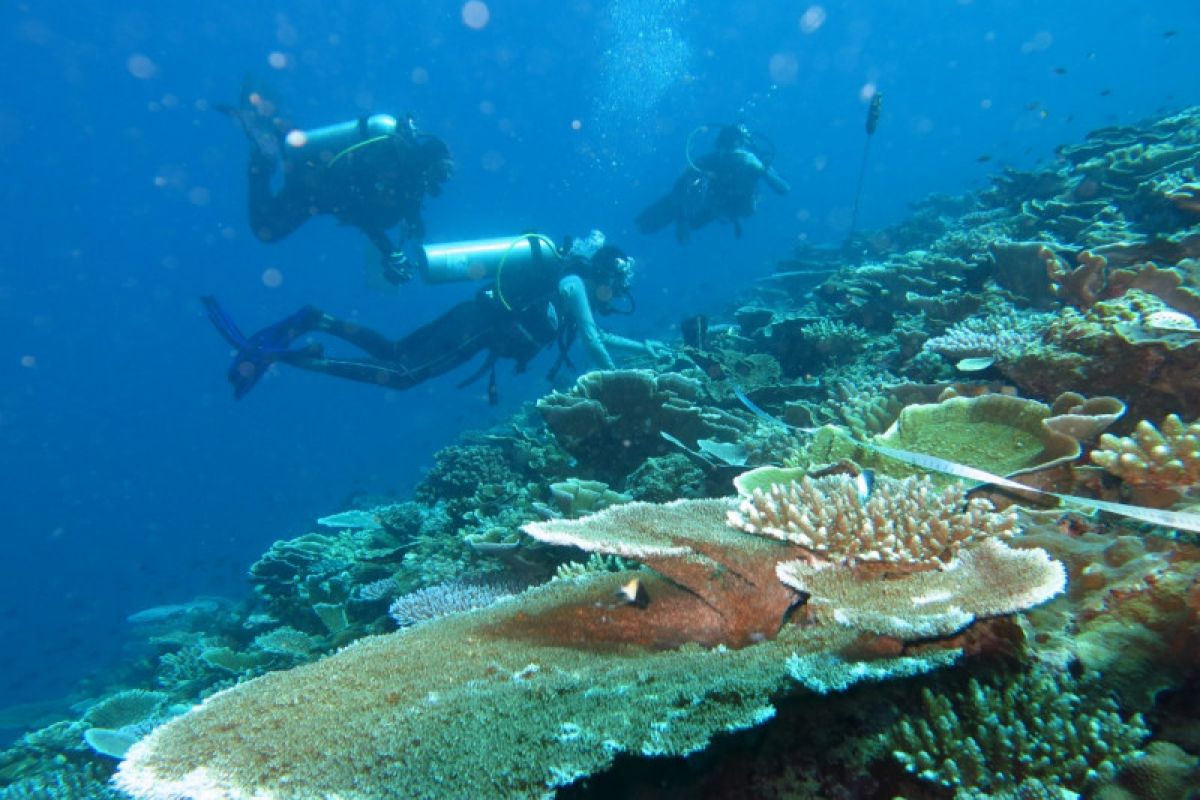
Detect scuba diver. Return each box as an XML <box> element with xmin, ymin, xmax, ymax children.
<box><xmin>220</xmin><ymin>84</ymin><xmax>454</xmax><ymax>285</ymax></box>
<box><xmin>635</xmin><ymin>123</ymin><xmax>791</xmax><ymax>243</ymax></box>
<box><xmin>203</xmin><ymin>231</ymin><xmax>670</xmax><ymax>403</ymax></box>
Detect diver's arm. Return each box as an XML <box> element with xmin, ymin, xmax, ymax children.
<box><xmin>363</xmin><ymin>226</ymin><xmax>396</xmax><ymax>260</ymax></box>
<box><xmin>762</xmin><ymin>166</ymin><xmax>791</xmax><ymax>195</ymax></box>
<box><xmin>600</xmin><ymin>332</ymin><xmax>672</xmax><ymax>359</ymax></box>
<box><xmin>739</xmin><ymin>150</ymin><xmax>791</xmax><ymax>195</ymax></box>
<box><xmin>559</xmin><ymin>276</ymin><xmax>671</xmax><ymax>365</ymax></box>
<box><xmin>559</xmin><ymin>275</ymin><xmax>615</xmax><ymax>369</ymax></box>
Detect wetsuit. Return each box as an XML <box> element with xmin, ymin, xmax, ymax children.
<box><xmin>249</xmin><ymin>130</ymin><xmax>439</xmax><ymax>260</ymax></box>
<box><xmin>636</xmin><ymin>145</ymin><xmax>790</xmax><ymax>243</ymax></box>
<box><xmin>277</xmin><ymin>245</ymin><xmax>572</xmax><ymax>391</ymax></box>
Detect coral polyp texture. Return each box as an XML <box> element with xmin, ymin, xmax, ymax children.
<box><xmin>726</xmin><ymin>474</ymin><xmax>1017</xmax><ymax>566</ymax></box>
<box><xmin>922</xmin><ymin>310</ymin><xmax>1052</xmax><ymax>361</ymax></box>
<box><xmin>776</xmin><ymin>537</ymin><xmax>1066</xmax><ymax>639</ymax></box>
<box><xmin>887</xmin><ymin>668</ymin><xmax>1148</xmax><ymax>796</ymax></box>
<box><xmin>1090</xmin><ymin>413</ymin><xmax>1200</xmax><ymax>489</ymax></box>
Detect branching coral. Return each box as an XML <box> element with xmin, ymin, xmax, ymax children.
<box><xmin>727</xmin><ymin>474</ymin><xmax>1016</xmax><ymax>566</ymax></box>
<box><xmin>923</xmin><ymin>310</ymin><xmax>1053</xmax><ymax>361</ymax></box>
<box><xmin>387</xmin><ymin>580</ymin><xmax>516</xmax><ymax>627</ymax></box>
<box><xmin>1090</xmin><ymin>413</ymin><xmax>1200</xmax><ymax>489</ymax></box>
<box><xmin>887</xmin><ymin>668</ymin><xmax>1148</xmax><ymax>796</ymax></box>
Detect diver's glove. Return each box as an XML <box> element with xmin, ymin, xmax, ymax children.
<box><xmin>382</xmin><ymin>250</ymin><xmax>414</xmax><ymax>285</ymax></box>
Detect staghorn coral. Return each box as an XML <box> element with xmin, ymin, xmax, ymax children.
<box><xmin>1090</xmin><ymin>414</ymin><xmax>1200</xmax><ymax>490</ymax></box>
<box><xmin>887</xmin><ymin>668</ymin><xmax>1148</xmax><ymax>796</ymax></box>
<box><xmin>727</xmin><ymin>474</ymin><xmax>1017</xmax><ymax>566</ymax></box>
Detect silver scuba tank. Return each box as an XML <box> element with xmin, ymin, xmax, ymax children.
<box><xmin>420</xmin><ymin>235</ymin><xmax>558</xmax><ymax>283</ymax></box>
<box><xmin>284</xmin><ymin>114</ymin><xmax>399</xmax><ymax>163</ymax></box>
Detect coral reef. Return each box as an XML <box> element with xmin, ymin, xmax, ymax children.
<box><xmin>17</xmin><ymin>104</ymin><xmax>1200</xmax><ymax>800</ymax></box>
<box><xmin>537</xmin><ymin>369</ymin><xmax>752</xmax><ymax>480</ymax></box>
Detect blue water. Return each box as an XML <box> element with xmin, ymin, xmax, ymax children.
<box><xmin>0</xmin><ymin>0</ymin><xmax>1194</xmax><ymax>724</ymax></box>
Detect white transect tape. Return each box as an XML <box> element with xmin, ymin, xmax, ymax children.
<box><xmin>868</xmin><ymin>443</ymin><xmax>1200</xmax><ymax>534</ymax></box>
<box><xmin>730</xmin><ymin>382</ymin><xmax>1200</xmax><ymax>534</ymax></box>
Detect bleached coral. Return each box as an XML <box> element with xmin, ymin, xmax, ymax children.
<box><xmin>1090</xmin><ymin>413</ymin><xmax>1200</xmax><ymax>489</ymax></box>
<box><xmin>727</xmin><ymin>474</ymin><xmax>1017</xmax><ymax>566</ymax></box>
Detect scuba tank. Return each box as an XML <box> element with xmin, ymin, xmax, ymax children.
<box><xmin>421</xmin><ymin>235</ymin><xmax>558</xmax><ymax>283</ymax></box>
<box><xmin>284</xmin><ymin>114</ymin><xmax>401</xmax><ymax>163</ymax></box>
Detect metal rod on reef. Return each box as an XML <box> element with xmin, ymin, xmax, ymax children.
<box><xmin>846</xmin><ymin>92</ymin><xmax>883</xmax><ymax>247</ymax></box>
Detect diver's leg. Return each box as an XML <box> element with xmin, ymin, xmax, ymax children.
<box><xmin>309</xmin><ymin>312</ymin><xmax>402</xmax><ymax>360</ymax></box>
<box><xmin>248</xmin><ymin>170</ymin><xmax>313</xmax><ymax>243</ymax></box>
<box><xmin>287</xmin><ymin>301</ymin><xmax>493</xmax><ymax>390</ymax></box>
<box><xmin>282</xmin><ymin>354</ymin><xmax>426</xmax><ymax>390</ymax></box>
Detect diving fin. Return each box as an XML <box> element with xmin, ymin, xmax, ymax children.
<box><xmin>202</xmin><ymin>297</ymin><xmax>319</xmax><ymax>399</ymax></box>
<box><xmin>215</xmin><ymin>77</ymin><xmax>285</xmax><ymax>166</ymax></box>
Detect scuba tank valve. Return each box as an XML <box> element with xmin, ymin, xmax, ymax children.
<box><xmin>284</xmin><ymin>114</ymin><xmax>399</xmax><ymax>163</ymax></box>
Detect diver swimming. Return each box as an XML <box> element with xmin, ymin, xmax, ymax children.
<box><xmin>204</xmin><ymin>231</ymin><xmax>670</xmax><ymax>404</ymax></box>
<box><xmin>635</xmin><ymin>122</ymin><xmax>791</xmax><ymax>243</ymax></box>
<box><xmin>219</xmin><ymin>79</ymin><xmax>454</xmax><ymax>285</ymax></box>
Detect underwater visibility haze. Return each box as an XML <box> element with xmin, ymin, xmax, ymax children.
<box><xmin>2</xmin><ymin>0</ymin><xmax>1199</xmax><ymax>797</ymax></box>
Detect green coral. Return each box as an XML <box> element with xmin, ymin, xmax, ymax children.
<box><xmin>887</xmin><ymin>668</ymin><xmax>1148</xmax><ymax>796</ymax></box>
<box><xmin>625</xmin><ymin>453</ymin><xmax>708</xmax><ymax>501</ymax></box>
<box><xmin>415</xmin><ymin>443</ymin><xmax>518</xmax><ymax>504</ymax></box>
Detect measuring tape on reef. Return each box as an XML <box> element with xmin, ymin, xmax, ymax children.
<box><xmin>868</xmin><ymin>443</ymin><xmax>1200</xmax><ymax>534</ymax></box>
<box><xmin>730</xmin><ymin>382</ymin><xmax>1200</xmax><ymax>534</ymax></box>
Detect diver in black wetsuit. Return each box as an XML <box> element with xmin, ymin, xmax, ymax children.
<box><xmin>222</xmin><ymin>86</ymin><xmax>454</xmax><ymax>285</ymax></box>
<box><xmin>203</xmin><ymin>232</ymin><xmax>669</xmax><ymax>403</ymax></box>
<box><xmin>635</xmin><ymin>123</ymin><xmax>790</xmax><ymax>243</ymax></box>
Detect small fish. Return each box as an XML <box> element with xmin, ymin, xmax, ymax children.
<box><xmin>1025</xmin><ymin>101</ymin><xmax>1041</xmax><ymax>111</ymax></box>
<box><xmin>854</xmin><ymin>469</ymin><xmax>876</xmax><ymax>503</ymax></box>
<box><xmin>976</xmin><ymin>154</ymin><xmax>992</xmax><ymax>163</ymax></box>
<box><xmin>1163</xmin><ymin>30</ymin><xmax>1178</xmax><ymax>39</ymax></box>
<box><xmin>1053</xmin><ymin>66</ymin><xmax>1068</xmax><ymax>75</ymax></box>
<box><xmin>1100</xmin><ymin>88</ymin><xmax>1113</xmax><ymax>96</ymax></box>
<box><xmin>616</xmin><ymin>578</ymin><xmax>649</xmax><ymax>608</ymax></box>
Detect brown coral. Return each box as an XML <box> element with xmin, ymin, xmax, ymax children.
<box><xmin>727</xmin><ymin>474</ymin><xmax>1017</xmax><ymax>566</ymax></box>
<box><xmin>1090</xmin><ymin>414</ymin><xmax>1200</xmax><ymax>490</ymax></box>
<box><xmin>521</xmin><ymin>499</ymin><xmax>809</xmax><ymax>648</ymax></box>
